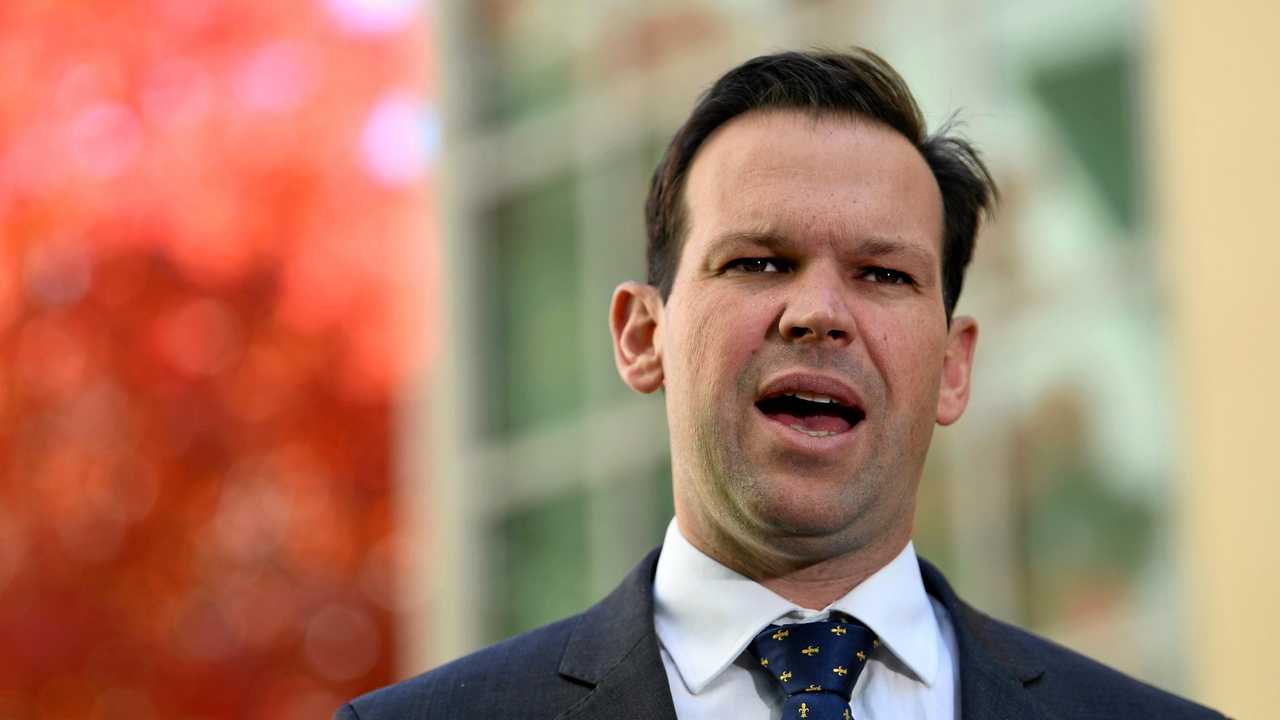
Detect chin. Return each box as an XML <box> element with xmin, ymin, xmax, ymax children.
<box><xmin>737</xmin><ymin>476</ymin><xmax>873</xmax><ymax>540</ymax></box>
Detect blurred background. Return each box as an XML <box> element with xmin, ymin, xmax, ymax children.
<box><xmin>1</xmin><ymin>0</ymin><xmax>1276</xmax><ymax>718</ymax></box>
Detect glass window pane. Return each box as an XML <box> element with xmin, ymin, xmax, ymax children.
<box><xmin>1030</xmin><ymin>47</ymin><xmax>1140</xmax><ymax>232</ymax></box>
<box><xmin>490</xmin><ymin>487</ymin><xmax>590</xmax><ymax>641</ymax></box>
<box><xmin>488</xmin><ymin>174</ymin><xmax>582</xmax><ymax>436</ymax></box>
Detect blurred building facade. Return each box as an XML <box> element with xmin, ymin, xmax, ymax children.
<box><xmin>413</xmin><ymin>1</ymin><xmax>1279</xmax><ymax>718</ymax></box>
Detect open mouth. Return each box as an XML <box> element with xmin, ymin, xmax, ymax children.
<box><xmin>755</xmin><ymin>391</ymin><xmax>866</xmax><ymax>438</ymax></box>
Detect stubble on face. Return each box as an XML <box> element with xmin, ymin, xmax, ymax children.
<box><xmin>684</xmin><ymin>341</ymin><xmax>917</xmax><ymax>572</ymax></box>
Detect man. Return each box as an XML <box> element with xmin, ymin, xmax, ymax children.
<box><xmin>338</xmin><ymin>49</ymin><xmax>1223</xmax><ymax>719</ymax></box>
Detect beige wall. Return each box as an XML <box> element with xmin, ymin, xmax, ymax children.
<box><xmin>1155</xmin><ymin>2</ymin><xmax>1280</xmax><ymax>716</ymax></box>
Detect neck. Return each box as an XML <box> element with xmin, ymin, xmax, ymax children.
<box><xmin>675</xmin><ymin>514</ymin><xmax>912</xmax><ymax>610</ymax></box>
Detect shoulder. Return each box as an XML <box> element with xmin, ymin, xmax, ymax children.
<box><xmin>920</xmin><ymin>558</ymin><xmax>1225</xmax><ymax>719</ymax></box>
<box><xmin>337</xmin><ymin>614</ymin><xmax>590</xmax><ymax>720</ymax></box>
<box><xmin>337</xmin><ymin>547</ymin><xmax>666</xmax><ymax>720</ymax></box>
<box><xmin>979</xmin><ymin>611</ymin><xmax>1226</xmax><ymax>718</ymax></box>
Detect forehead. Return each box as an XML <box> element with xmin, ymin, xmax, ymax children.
<box><xmin>681</xmin><ymin>110</ymin><xmax>943</xmax><ymax>258</ymax></box>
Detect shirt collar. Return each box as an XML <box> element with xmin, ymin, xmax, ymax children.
<box><xmin>652</xmin><ymin>518</ymin><xmax>941</xmax><ymax>694</ymax></box>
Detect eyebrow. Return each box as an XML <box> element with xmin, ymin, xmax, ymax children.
<box><xmin>855</xmin><ymin>238</ymin><xmax>936</xmax><ymax>270</ymax></box>
<box><xmin>710</xmin><ymin>230</ymin><xmax>937</xmax><ymax>271</ymax></box>
<box><xmin>710</xmin><ymin>230</ymin><xmax>790</xmax><ymax>253</ymax></box>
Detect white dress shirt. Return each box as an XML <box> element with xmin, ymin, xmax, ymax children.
<box><xmin>653</xmin><ymin>519</ymin><xmax>959</xmax><ymax>719</ymax></box>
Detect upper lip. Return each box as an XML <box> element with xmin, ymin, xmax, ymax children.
<box><xmin>756</xmin><ymin>372</ymin><xmax>865</xmax><ymax>412</ymax></box>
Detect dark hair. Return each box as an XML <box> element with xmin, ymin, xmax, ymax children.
<box><xmin>644</xmin><ymin>48</ymin><xmax>997</xmax><ymax>319</ymax></box>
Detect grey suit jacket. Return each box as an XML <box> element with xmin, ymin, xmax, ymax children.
<box><xmin>337</xmin><ymin>547</ymin><xmax>1224</xmax><ymax>719</ymax></box>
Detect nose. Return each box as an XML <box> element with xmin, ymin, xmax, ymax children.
<box><xmin>777</xmin><ymin>267</ymin><xmax>855</xmax><ymax>344</ymax></box>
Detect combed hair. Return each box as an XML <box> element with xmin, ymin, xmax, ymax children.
<box><xmin>644</xmin><ymin>48</ymin><xmax>997</xmax><ymax>319</ymax></box>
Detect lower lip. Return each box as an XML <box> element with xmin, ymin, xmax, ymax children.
<box><xmin>754</xmin><ymin>405</ymin><xmax>863</xmax><ymax>453</ymax></box>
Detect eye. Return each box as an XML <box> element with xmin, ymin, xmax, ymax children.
<box><xmin>724</xmin><ymin>258</ymin><xmax>790</xmax><ymax>274</ymax></box>
<box><xmin>861</xmin><ymin>267</ymin><xmax>915</xmax><ymax>285</ymax></box>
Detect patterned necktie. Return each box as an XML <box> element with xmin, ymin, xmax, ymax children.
<box><xmin>747</xmin><ymin>618</ymin><xmax>878</xmax><ymax>720</ymax></box>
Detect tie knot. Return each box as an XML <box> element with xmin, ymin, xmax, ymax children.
<box><xmin>748</xmin><ymin>618</ymin><xmax>877</xmax><ymax>713</ymax></box>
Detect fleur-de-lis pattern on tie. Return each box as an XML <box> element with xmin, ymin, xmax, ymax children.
<box><xmin>748</xmin><ymin>618</ymin><xmax>877</xmax><ymax>720</ymax></box>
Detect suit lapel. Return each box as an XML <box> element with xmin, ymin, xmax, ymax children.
<box><xmin>555</xmin><ymin>548</ymin><xmax>677</xmax><ymax>720</ymax></box>
<box><xmin>919</xmin><ymin>559</ymin><xmax>1061</xmax><ymax>720</ymax></box>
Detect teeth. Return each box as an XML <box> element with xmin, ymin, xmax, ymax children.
<box><xmin>789</xmin><ymin>424</ymin><xmax>837</xmax><ymax>438</ymax></box>
<box><xmin>785</xmin><ymin>392</ymin><xmax>838</xmax><ymax>404</ymax></box>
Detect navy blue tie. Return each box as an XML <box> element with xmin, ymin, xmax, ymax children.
<box><xmin>747</xmin><ymin>618</ymin><xmax>878</xmax><ymax>720</ymax></box>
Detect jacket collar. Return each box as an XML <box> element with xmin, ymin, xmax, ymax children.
<box><xmin>556</xmin><ymin>547</ymin><xmax>677</xmax><ymax>720</ymax></box>
<box><xmin>918</xmin><ymin>558</ymin><xmax>1060</xmax><ymax>719</ymax></box>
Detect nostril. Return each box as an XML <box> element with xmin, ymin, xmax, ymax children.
<box><xmin>827</xmin><ymin>329</ymin><xmax>847</xmax><ymax>340</ymax></box>
<box><xmin>786</xmin><ymin>326</ymin><xmax>811</xmax><ymax>339</ymax></box>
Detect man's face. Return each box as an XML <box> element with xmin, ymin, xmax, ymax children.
<box><xmin>641</xmin><ymin>110</ymin><xmax>976</xmax><ymax>565</ymax></box>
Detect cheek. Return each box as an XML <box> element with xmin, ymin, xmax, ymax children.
<box><xmin>678</xmin><ymin>295</ymin><xmax>759</xmax><ymax>382</ymax></box>
<box><xmin>861</xmin><ymin>309</ymin><xmax>947</xmax><ymax>402</ymax></box>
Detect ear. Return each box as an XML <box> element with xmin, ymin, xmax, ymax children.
<box><xmin>936</xmin><ymin>315</ymin><xmax>978</xmax><ymax>426</ymax></box>
<box><xmin>610</xmin><ymin>282</ymin><xmax>665</xmax><ymax>394</ymax></box>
